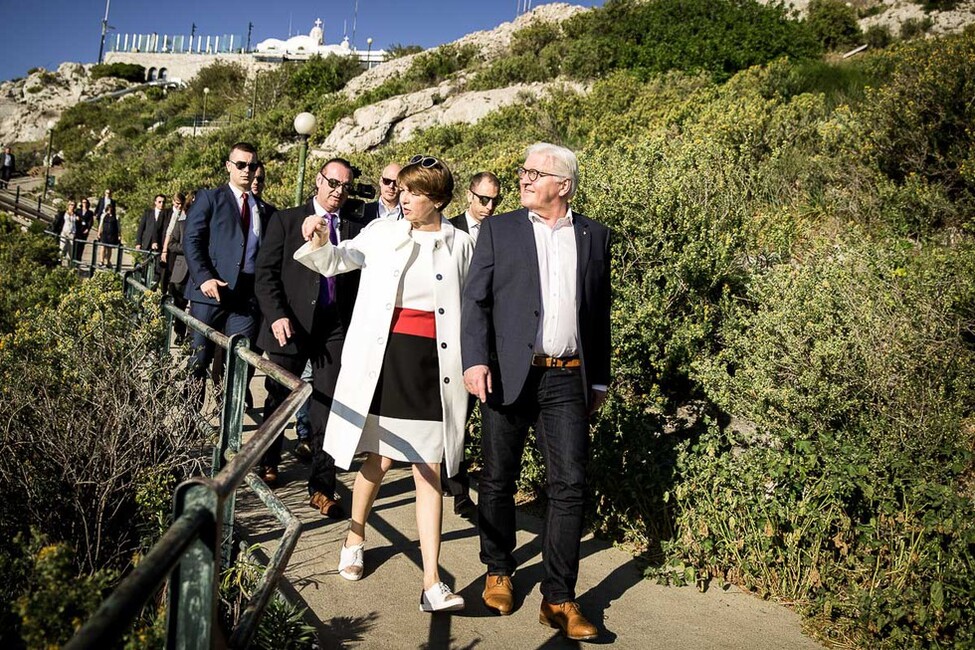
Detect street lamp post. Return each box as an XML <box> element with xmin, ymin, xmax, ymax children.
<box><xmin>293</xmin><ymin>112</ymin><xmax>317</xmax><ymax>205</ymax></box>
<box><xmin>42</xmin><ymin>120</ymin><xmax>55</xmax><ymax>202</ymax></box>
<box><xmin>366</xmin><ymin>37</ymin><xmax>373</xmax><ymax>69</ymax></box>
<box><xmin>202</xmin><ymin>86</ymin><xmax>210</xmax><ymax>128</ymax></box>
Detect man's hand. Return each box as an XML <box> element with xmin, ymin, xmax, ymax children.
<box><xmin>463</xmin><ymin>365</ymin><xmax>492</xmax><ymax>403</ymax></box>
<box><xmin>160</xmin><ymin>251</ymin><xmax>168</xmax><ymax>263</ymax></box>
<box><xmin>271</xmin><ymin>317</ymin><xmax>294</xmax><ymax>347</ymax></box>
<box><xmin>201</xmin><ymin>278</ymin><xmax>228</xmax><ymax>302</ymax></box>
<box><xmin>589</xmin><ymin>389</ymin><xmax>608</xmax><ymax>416</ymax></box>
<box><xmin>301</xmin><ymin>215</ymin><xmax>330</xmax><ymax>243</ymax></box>
<box><xmin>151</xmin><ymin>242</ymin><xmax>159</xmax><ymax>251</ymax></box>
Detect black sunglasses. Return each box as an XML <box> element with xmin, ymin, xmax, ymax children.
<box><xmin>253</xmin><ymin>175</ymin><xmax>266</xmax><ymax>183</ymax></box>
<box><xmin>470</xmin><ymin>190</ymin><xmax>501</xmax><ymax>207</ymax></box>
<box><xmin>320</xmin><ymin>174</ymin><xmax>354</xmax><ymax>193</ymax></box>
<box><xmin>410</xmin><ymin>154</ymin><xmax>441</xmax><ymax>169</ymax></box>
<box><xmin>228</xmin><ymin>160</ymin><xmax>260</xmax><ymax>172</ymax></box>
<box><xmin>380</xmin><ymin>176</ymin><xmax>398</xmax><ymax>187</ymax></box>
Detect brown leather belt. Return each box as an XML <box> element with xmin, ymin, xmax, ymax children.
<box><xmin>531</xmin><ymin>354</ymin><xmax>581</xmax><ymax>368</ymax></box>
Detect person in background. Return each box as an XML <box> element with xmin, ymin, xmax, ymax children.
<box><xmin>1</xmin><ymin>146</ymin><xmax>15</xmax><ymax>189</ymax></box>
<box><xmin>73</xmin><ymin>197</ymin><xmax>95</xmax><ymax>263</ymax></box>
<box><xmin>295</xmin><ymin>154</ymin><xmax>474</xmax><ymax>612</ymax></box>
<box><xmin>363</xmin><ymin>161</ymin><xmax>403</xmax><ymax>221</ymax></box>
<box><xmin>97</xmin><ymin>202</ymin><xmax>121</xmax><ymax>268</ymax></box>
<box><xmin>54</xmin><ymin>200</ymin><xmax>78</xmax><ymax>260</ymax></box>
<box><xmin>163</xmin><ymin>192</ymin><xmax>191</xmax><ymax>341</ymax></box>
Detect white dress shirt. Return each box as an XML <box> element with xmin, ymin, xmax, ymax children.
<box><xmin>530</xmin><ymin>208</ymin><xmax>579</xmax><ymax>359</ymax></box>
<box><xmin>378</xmin><ymin>199</ymin><xmax>402</xmax><ymax>220</ymax></box>
<box><xmin>312</xmin><ymin>196</ymin><xmax>342</xmax><ymax>243</ymax></box>
<box><xmin>464</xmin><ymin>212</ymin><xmax>481</xmax><ymax>242</ymax></box>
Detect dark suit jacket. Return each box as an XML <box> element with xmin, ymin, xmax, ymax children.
<box><xmin>254</xmin><ymin>199</ymin><xmax>375</xmax><ymax>355</ymax></box>
<box><xmin>95</xmin><ymin>197</ymin><xmax>113</xmax><ymax>218</ymax></box>
<box><xmin>362</xmin><ymin>201</ymin><xmax>380</xmax><ymax>222</ymax></box>
<box><xmin>166</xmin><ymin>215</ymin><xmax>189</xmax><ymax>286</ymax></box>
<box><xmin>461</xmin><ymin>208</ymin><xmax>611</xmax><ymax>406</ymax></box>
<box><xmin>76</xmin><ymin>209</ymin><xmax>94</xmax><ymax>240</ymax></box>
<box><xmin>184</xmin><ymin>184</ymin><xmax>268</xmax><ymax>305</ymax></box>
<box><xmin>449</xmin><ymin>213</ymin><xmax>470</xmax><ymax>234</ymax></box>
<box><xmin>136</xmin><ymin>208</ymin><xmax>169</xmax><ymax>250</ymax></box>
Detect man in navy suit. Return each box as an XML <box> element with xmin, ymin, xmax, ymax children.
<box><xmin>461</xmin><ymin>143</ymin><xmax>611</xmax><ymax>641</ymax></box>
<box><xmin>184</xmin><ymin>141</ymin><xmax>266</xmax><ymax>392</ymax></box>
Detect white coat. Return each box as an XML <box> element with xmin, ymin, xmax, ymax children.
<box><xmin>294</xmin><ymin>216</ymin><xmax>474</xmax><ymax>476</ymax></box>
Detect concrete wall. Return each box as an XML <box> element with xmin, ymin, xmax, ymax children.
<box><xmin>103</xmin><ymin>52</ymin><xmax>279</xmax><ymax>82</ymax></box>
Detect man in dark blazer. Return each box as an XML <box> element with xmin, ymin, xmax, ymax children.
<box><xmin>184</xmin><ymin>142</ymin><xmax>266</xmax><ymax>397</ymax></box>
<box><xmin>461</xmin><ymin>143</ymin><xmax>611</xmax><ymax>641</ymax></box>
<box><xmin>362</xmin><ymin>161</ymin><xmax>402</xmax><ymax>222</ymax></box>
<box><xmin>441</xmin><ymin>170</ymin><xmax>502</xmax><ymax>518</ymax></box>
<box><xmin>255</xmin><ymin>157</ymin><xmax>373</xmax><ymax>508</ymax></box>
<box><xmin>136</xmin><ymin>194</ymin><xmax>169</xmax><ymax>251</ymax></box>
<box><xmin>94</xmin><ymin>189</ymin><xmax>114</xmax><ymax>221</ymax></box>
<box><xmin>448</xmin><ymin>171</ymin><xmax>501</xmax><ymax>242</ymax></box>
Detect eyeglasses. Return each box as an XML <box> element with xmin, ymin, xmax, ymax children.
<box><xmin>517</xmin><ymin>167</ymin><xmax>565</xmax><ymax>183</ymax></box>
<box><xmin>380</xmin><ymin>176</ymin><xmax>398</xmax><ymax>187</ymax></box>
<box><xmin>470</xmin><ymin>190</ymin><xmax>501</xmax><ymax>207</ymax></box>
<box><xmin>320</xmin><ymin>174</ymin><xmax>354</xmax><ymax>193</ymax></box>
<box><xmin>228</xmin><ymin>160</ymin><xmax>260</xmax><ymax>172</ymax></box>
<box><xmin>410</xmin><ymin>154</ymin><xmax>441</xmax><ymax>169</ymax></box>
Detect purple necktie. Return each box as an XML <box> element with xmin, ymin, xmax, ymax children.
<box><xmin>318</xmin><ymin>214</ymin><xmax>338</xmax><ymax>307</ymax></box>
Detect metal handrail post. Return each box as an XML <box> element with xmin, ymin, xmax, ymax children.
<box><xmin>114</xmin><ymin>244</ymin><xmax>124</xmax><ymax>272</ymax></box>
<box><xmin>160</xmin><ymin>294</ymin><xmax>174</xmax><ymax>354</ymax></box>
<box><xmin>14</xmin><ymin>186</ymin><xmax>19</xmax><ymax>217</ymax></box>
<box><xmin>89</xmin><ymin>240</ymin><xmax>99</xmax><ymax>269</ymax></box>
<box><xmin>215</xmin><ymin>333</ymin><xmax>249</xmax><ymax>566</ymax></box>
<box><xmin>166</xmin><ymin>478</ymin><xmax>221</xmax><ymax>650</ymax></box>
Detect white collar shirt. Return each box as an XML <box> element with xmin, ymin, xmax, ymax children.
<box><xmin>529</xmin><ymin>208</ymin><xmax>578</xmax><ymax>359</ymax></box>
<box><xmin>228</xmin><ymin>184</ymin><xmax>261</xmax><ymax>274</ymax></box>
<box><xmin>313</xmin><ymin>197</ymin><xmax>342</xmax><ymax>243</ymax></box>
<box><xmin>464</xmin><ymin>211</ymin><xmax>481</xmax><ymax>242</ymax></box>
<box><xmin>378</xmin><ymin>200</ymin><xmax>402</xmax><ymax>220</ymax></box>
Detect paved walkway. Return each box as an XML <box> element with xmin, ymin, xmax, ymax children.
<box><xmin>234</xmin><ymin>371</ymin><xmax>824</xmax><ymax>650</ymax></box>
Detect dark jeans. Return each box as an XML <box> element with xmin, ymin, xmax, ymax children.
<box><xmin>261</xmin><ymin>308</ymin><xmax>344</xmax><ymax>497</ymax></box>
<box><xmin>478</xmin><ymin>365</ymin><xmax>589</xmax><ymax>604</ymax></box>
<box><xmin>168</xmin><ymin>281</ymin><xmax>189</xmax><ymax>341</ymax></box>
<box><xmin>188</xmin><ymin>274</ymin><xmax>259</xmax><ymax>385</ymax></box>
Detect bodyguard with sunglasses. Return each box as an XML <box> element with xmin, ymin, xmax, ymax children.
<box><xmin>184</xmin><ymin>142</ymin><xmax>267</xmax><ymax>391</ymax></box>
<box><xmin>363</xmin><ymin>161</ymin><xmax>403</xmax><ymax>221</ymax></box>
<box><xmin>448</xmin><ymin>171</ymin><xmax>502</xmax><ymax>243</ymax></box>
<box><xmin>461</xmin><ymin>142</ymin><xmax>611</xmax><ymax>641</ymax></box>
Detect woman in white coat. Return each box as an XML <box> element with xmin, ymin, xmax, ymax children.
<box><xmin>295</xmin><ymin>155</ymin><xmax>474</xmax><ymax>612</ymax></box>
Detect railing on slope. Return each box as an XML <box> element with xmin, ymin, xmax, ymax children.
<box><xmin>64</xmin><ymin>264</ymin><xmax>311</xmax><ymax>649</ymax></box>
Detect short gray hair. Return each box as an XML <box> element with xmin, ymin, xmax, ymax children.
<box><xmin>526</xmin><ymin>142</ymin><xmax>578</xmax><ymax>199</ymax></box>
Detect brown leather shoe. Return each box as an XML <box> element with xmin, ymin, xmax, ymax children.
<box><xmin>539</xmin><ymin>600</ymin><xmax>598</xmax><ymax>641</ymax></box>
<box><xmin>482</xmin><ymin>574</ymin><xmax>514</xmax><ymax>615</ymax></box>
<box><xmin>309</xmin><ymin>491</ymin><xmax>344</xmax><ymax>519</ymax></box>
<box><xmin>258</xmin><ymin>465</ymin><xmax>278</xmax><ymax>487</ymax></box>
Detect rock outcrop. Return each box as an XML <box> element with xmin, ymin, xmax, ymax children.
<box><xmin>762</xmin><ymin>0</ymin><xmax>975</xmax><ymax>37</ymax></box>
<box><xmin>320</xmin><ymin>80</ymin><xmax>588</xmax><ymax>154</ymax></box>
<box><xmin>0</xmin><ymin>63</ymin><xmax>131</xmax><ymax>144</ymax></box>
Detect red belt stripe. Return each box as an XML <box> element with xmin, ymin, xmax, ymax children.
<box><xmin>390</xmin><ymin>307</ymin><xmax>436</xmax><ymax>339</ymax></box>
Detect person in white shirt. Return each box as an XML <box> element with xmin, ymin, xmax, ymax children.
<box><xmin>365</xmin><ymin>162</ymin><xmax>403</xmax><ymax>221</ymax></box>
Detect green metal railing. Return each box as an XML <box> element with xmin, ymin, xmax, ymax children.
<box><xmin>65</xmin><ymin>267</ymin><xmax>312</xmax><ymax>649</ymax></box>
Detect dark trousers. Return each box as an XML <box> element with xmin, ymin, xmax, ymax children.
<box><xmin>188</xmin><ymin>274</ymin><xmax>259</xmax><ymax>383</ymax></box>
<box><xmin>0</xmin><ymin>166</ymin><xmax>11</xmax><ymax>188</ymax></box>
<box><xmin>478</xmin><ymin>366</ymin><xmax>589</xmax><ymax>604</ymax></box>
<box><xmin>168</xmin><ymin>280</ymin><xmax>189</xmax><ymax>340</ymax></box>
<box><xmin>261</xmin><ymin>308</ymin><xmax>344</xmax><ymax>497</ymax></box>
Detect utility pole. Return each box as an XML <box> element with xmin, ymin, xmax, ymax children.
<box><xmin>351</xmin><ymin>0</ymin><xmax>359</xmax><ymax>47</ymax></box>
<box><xmin>246</xmin><ymin>22</ymin><xmax>253</xmax><ymax>52</ymax></box>
<box><xmin>97</xmin><ymin>0</ymin><xmax>112</xmax><ymax>63</ymax></box>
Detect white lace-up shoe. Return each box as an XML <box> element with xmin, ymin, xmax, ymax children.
<box><xmin>337</xmin><ymin>542</ymin><xmax>364</xmax><ymax>581</ymax></box>
<box><xmin>420</xmin><ymin>582</ymin><xmax>465</xmax><ymax>612</ymax></box>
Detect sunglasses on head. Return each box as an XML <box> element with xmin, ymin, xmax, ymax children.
<box><xmin>320</xmin><ymin>174</ymin><xmax>354</xmax><ymax>193</ymax></box>
<box><xmin>409</xmin><ymin>154</ymin><xmax>441</xmax><ymax>169</ymax></box>
<box><xmin>470</xmin><ymin>190</ymin><xmax>501</xmax><ymax>207</ymax></box>
<box><xmin>228</xmin><ymin>160</ymin><xmax>260</xmax><ymax>172</ymax></box>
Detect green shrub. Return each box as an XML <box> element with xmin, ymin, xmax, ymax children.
<box><xmin>90</xmin><ymin>62</ymin><xmax>146</xmax><ymax>82</ymax></box>
<box><xmin>384</xmin><ymin>43</ymin><xmax>423</xmax><ymax>60</ymax></box>
<box><xmin>286</xmin><ymin>54</ymin><xmax>362</xmax><ymax>102</ymax></box>
<box><xmin>900</xmin><ymin>16</ymin><xmax>934</xmax><ymax>39</ymax></box>
<box><xmin>806</xmin><ymin>0</ymin><xmax>864</xmax><ymax>51</ymax></box>
<box><xmin>865</xmin><ymin>23</ymin><xmax>893</xmax><ymax>49</ymax></box>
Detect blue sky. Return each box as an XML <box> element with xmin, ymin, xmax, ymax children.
<box><xmin>0</xmin><ymin>0</ymin><xmax>604</xmax><ymax>83</ymax></box>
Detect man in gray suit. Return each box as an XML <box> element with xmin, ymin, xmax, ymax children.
<box><xmin>462</xmin><ymin>143</ymin><xmax>611</xmax><ymax>641</ymax></box>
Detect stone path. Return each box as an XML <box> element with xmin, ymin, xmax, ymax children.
<box><xmin>234</xmin><ymin>370</ymin><xmax>824</xmax><ymax>650</ymax></box>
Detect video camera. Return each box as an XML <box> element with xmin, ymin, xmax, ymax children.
<box><xmin>340</xmin><ymin>165</ymin><xmax>376</xmax><ymax>223</ymax></box>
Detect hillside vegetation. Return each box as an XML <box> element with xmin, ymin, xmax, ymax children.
<box><xmin>17</xmin><ymin>0</ymin><xmax>975</xmax><ymax>647</ymax></box>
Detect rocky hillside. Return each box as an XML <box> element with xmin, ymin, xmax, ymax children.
<box><xmin>768</xmin><ymin>0</ymin><xmax>975</xmax><ymax>35</ymax></box>
<box><xmin>0</xmin><ymin>63</ymin><xmax>131</xmax><ymax>144</ymax></box>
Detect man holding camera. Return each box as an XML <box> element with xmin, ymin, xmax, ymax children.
<box><xmin>254</xmin><ymin>158</ymin><xmax>375</xmax><ymax>512</ymax></box>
